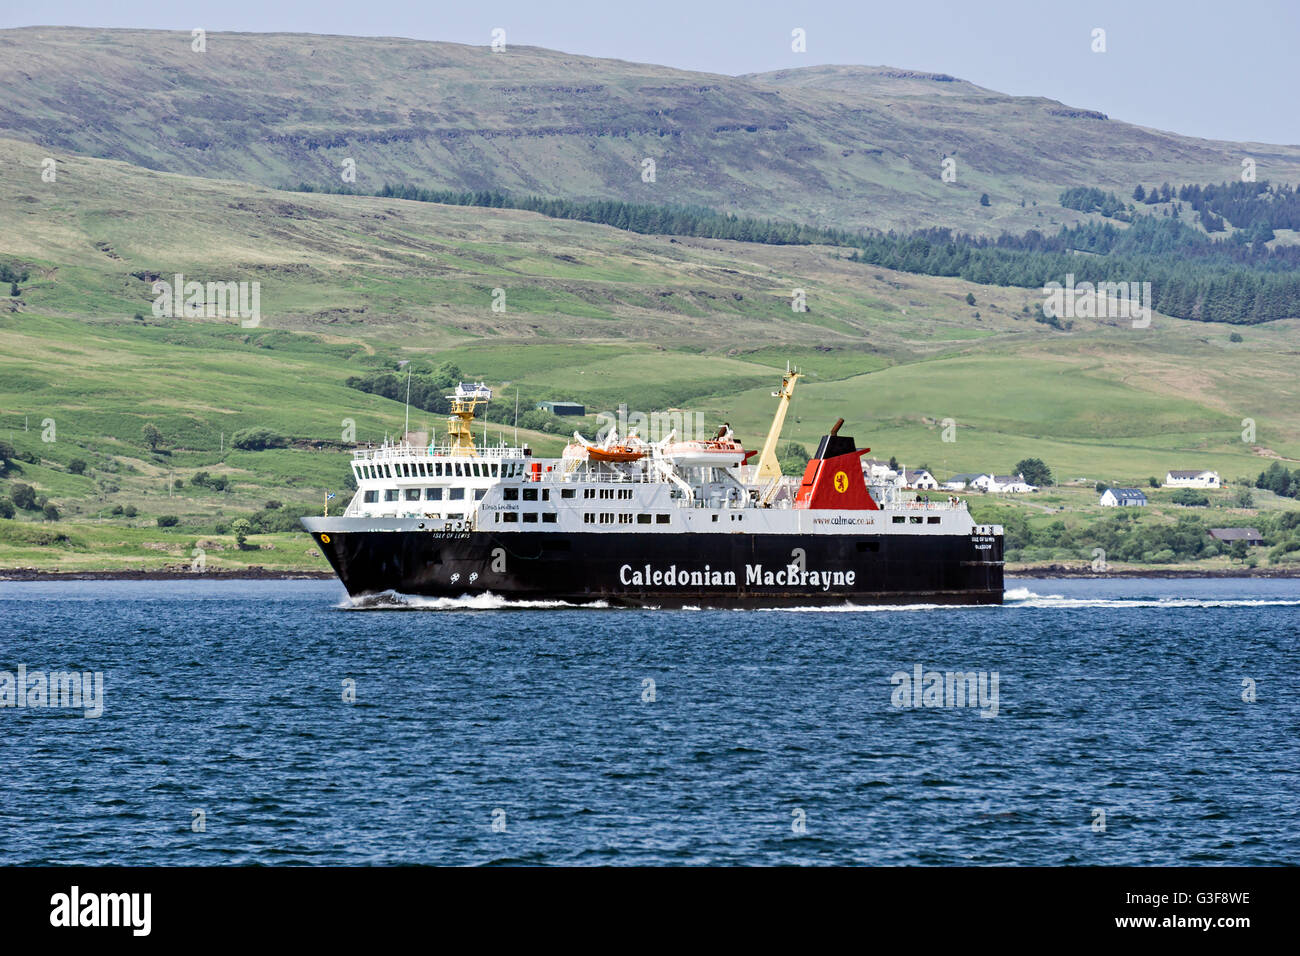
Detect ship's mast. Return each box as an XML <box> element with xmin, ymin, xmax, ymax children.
<box><xmin>755</xmin><ymin>364</ymin><xmax>799</xmax><ymax>481</ymax></box>
<box><xmin>445</xmin><ymin>382</ymin><xmax>492</xmax><ymax>456</ymax></box>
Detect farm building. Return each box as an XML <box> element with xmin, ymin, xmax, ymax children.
<box><xmin>1164</xmin><ymin>470</ymin><xmax>1221</xmax><ymax>489</ymax></box>
<box><xmin>536</xmin><ymin>401</ymin><xmax>586</xmax><ymax>416</ymax></box>
<box><xmin>1208</xmin><ymin>528</ymin><xmax>1264</xmax><ymax>546</ymax></box>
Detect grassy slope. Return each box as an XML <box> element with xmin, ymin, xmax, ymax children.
<box><xmin>1</xmin><ymin>139</ymin><xmax>1298</xmax><ymax>571</ymax></box>
<box><xmin>5</xmin><ymin>27</ymin><xmax>1300</xmax><ymax>235</ymax></box>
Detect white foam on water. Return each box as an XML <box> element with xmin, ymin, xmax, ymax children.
<box><xmin>340</xmin><ymin>590</ymin><xmax>609</xmax><ymax>611</ymax></box>
<box><xmin>1003</xmin><ymin>587</ymin><xmax>1300</xmax><ymax>609</ymax></box>
<box><xmin>1003</xmin><ymin>586</ymin><xmax>1062</xmax><ymax>602</ymax></box>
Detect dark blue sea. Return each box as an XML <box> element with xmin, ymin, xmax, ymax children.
<box><xmin>1</xmin><ymin>578</ymin><xmax>1296</xmax><ymax>865</ymax></box>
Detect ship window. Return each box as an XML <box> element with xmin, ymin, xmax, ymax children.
<box><xmin>893</xmin><ymin>515</ymin><xmax>906</xmax><ymax>524</ymax></box>
<box><xmin>656</xmin><ymin>515</ymin><xmax>670</xmax><ymax>524</ymax></box>
<box><xmin>600</xmin><ymin>513</ymin><xmax>614</xmax><ymax>524</ymax></box>
<box><xmin>474</xmin><ymin>489</ymin><xmax>486</xmax><ymax>500</ymax></box>
<box><xmin>425</xmin><ymin>488</ymin><xmax>442</xmax><ymax>501</ymax></box>
<box><xmin>384</xmin><ymin>489</ymin><xmax>399</xmax><ymax>502</ymax></box>
<box><xmin>542</xmin><ymin>489</ymin><xmax>550</xmax><ymax>501</ymax></box>
<box><xmin>503</xmin><ymin>513</ymin><xmax>518</xmax><ymax>523</ymax></box>
<box><xmin>471</xmin><ymin>463</ymin><xmax>480</xmax><ymax>477</ymax></box>
<box><xmin>523</xmin><ymin>488</ymin><xmax>538</xmax><ymax>502</ymax></box>
<box><xmin>417</xmin><ymin>463</ymin><xmax>426</xmax><ymax>477</ymax></box>
<box><xmin>363</xmin><ymin>490</ymin><xmax>378</xmax><ymax>503</ymax></box>
<box><xmin>637</xmin><ymin>514</ymin><xmax>651</xmax><ymax>524</ymax></box>
<box><xmin>491</xmin><ymin>463</ymin><xmax>499</xmax><ymax>477</ymax></box>
<box><xmin>927</xmin><ymin>516</ymin><xmax>940</xmax><ymax>524</ymax></box>
<box><xmin>449</xmin><ymin>488</ymin><xmax>465</xmax><ymax>500</ymax></box>
<box><xmin>619</xmin><ymin>514</ymin><xmax>633</xmax><ymax>524</ymax></box>
<box><xmin>712</xmin><ymin>514</ymin><xmax>718</xmax><ymax>522</ymax></box>
<box><xmin>503</xmin><ymin>488</ymin><xmax>519</xmax><ymax>501</ymax></box>
<box><xmin>446</xmin><ymin>513</ymin><xmax>464</xmax><ymax>520</ymax></box>
<box><xmin>405</xmin><ymin>489</ymin><xmax>421</xmax><ymax>501</ymax></box>
<box><xmin>433</xmin><ymin>463</ymin><xmax>442</xmax><ymax>477</ymax></box>
<box><xmin>523</xmin><ymin>513</ymin><xmax>538</xmax><ymax>523</ymax></box>
<box><xmin>542</xmin><ymin>513</ymin><xmax>557</xmax><ymax>524</ymax></box>
<box><xmin>561</xmin><ymin>489</ymin><xmax>575</xmax><ymax>499</ymax></box>
<box><xmin>910</xmin><ymin>516</ymin><xmax>922</xmax><ymax>524</ymax></box>
<box><xmin>584</xmin><ymin>513</ymin><xmax>593</xmax><ymax>523</ymax></box>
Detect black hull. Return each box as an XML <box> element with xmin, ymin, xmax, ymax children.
<box><xmin>310</xmin><ymin>529</ymin><xmax>1004</xmax><ymax>607</ymax></box>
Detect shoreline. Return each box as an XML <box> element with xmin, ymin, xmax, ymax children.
<box><xmin>0</xmin><ymin>568</ymin><xmax>337</xmax><ymax>582</ymax></box>
<box><xmin>1006</xmin><ymin>565</ymin><xmax>1300</xmax><ymax>579</ymax></box>
<box><xmin>0</xmin><ymin>566</ymin><xmax>1295</xmax><ymax>582</ymax></box>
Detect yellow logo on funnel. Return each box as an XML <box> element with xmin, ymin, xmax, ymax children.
<box><xmin>834</xmin><ymin>471</ymin><xmax>849</xmax><ymax>493</ymax></box>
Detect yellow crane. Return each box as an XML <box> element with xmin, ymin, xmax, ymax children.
<box><xmin>755</xmin><ymin>365</ymin><xmax>799</xmax><ymax>481</ymax></box>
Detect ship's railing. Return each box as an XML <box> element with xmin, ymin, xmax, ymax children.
<box><xmin>885</xmin><ymin>498</ymin><xmax>970</xmax><ymax>511</ymax></box>
<box><xmin>352</xmin><ymin>442</ymin><xmax>529</xmax><ymax>462</ymax></box>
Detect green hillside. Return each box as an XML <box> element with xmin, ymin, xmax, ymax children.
<box><xmin>2</xmin><ymin>133</ymin><xmax>1298</xmax><ymax>570</ymax></box>
<box><xmin>5</xmin><ymin>27</ymin><xmax>1300</xmax><ymax>235</ymax></box>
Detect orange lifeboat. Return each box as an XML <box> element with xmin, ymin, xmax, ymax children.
<box><xmin>563</xmin><ymin>430</ymin><xmax>646</xmax><ymax>463</ymax></box>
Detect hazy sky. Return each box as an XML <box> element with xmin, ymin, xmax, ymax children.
<box><xmin>6</xmin><ymin>0</ymin><xmax>1296</xmax><ymax>145</ymax></box>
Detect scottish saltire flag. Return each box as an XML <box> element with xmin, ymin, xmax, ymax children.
<box><xmin>326</xmin><ymin>493</ymin><xmax>336</xmax><ymax>500</ymax></box>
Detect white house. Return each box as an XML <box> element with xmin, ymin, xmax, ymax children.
<box><xmin>986</xmin><ymin>474</ymin><xmax>1038</xmax><ymax>493</ymax></box>
<box><xmin>896</xmin><ymin>468</ymin><xmax>939</xmax><ymax>490</ymax></box>
<box><xmin>943</xmin><ymin>473</ymin><xmax>987</xmax><ymax>491</ymax></box>
<box><xmin>1165</xmin><ymin>470</ymin><xmax>1220</xmax><ymax>489</ymax></box>
<box><xmin>1100</xmin><ymin>488</ymin><xmax>1148</xmax><ymax>507</ymax></box>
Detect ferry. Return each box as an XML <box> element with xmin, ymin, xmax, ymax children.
<box><xmin>302</xmin><ymin>373</ymin><xmax>1004</xmax><ymax>606</ymax></box>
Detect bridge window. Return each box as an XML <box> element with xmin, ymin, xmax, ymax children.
<box><xmin>449</xmin><ymin>488</ymin><xmax>465</xmax><ymax>500</ymax></box>
<box><xmin>363</xmin><ymin>490</ymin><xmax>378</xmax><ymax>503</ymax></box>
<box><xmin>425</xmin><ymin>488</ymin><xmax>442</xmax><ymax>501</ymax></box>
<box><xmin>490</xmin><ymin>463</ymin><xmax>499</xmax><ymax>477</ymax></box>
<box><xmin>405</xmin><ymin>489</ymin><xmax>421</xmax><ymax>501</ymax></box>
<box><xmin>384</xmin><ymin>489</ymin><xmax>399</xmax><ymax>502</ymax></box>
<box><xmin>474</xmin><ymin>489</ymin><xmax>486</xmax><ymax>500</ymax></box>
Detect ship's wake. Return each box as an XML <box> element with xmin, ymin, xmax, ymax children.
<box><xmin>340</xmin><ymin>590</ymin><xmax>610</xmax><ymax>611</ymax></box>
<box><xmin>1003</xmin><ymin>586</ymin><xmax>1300</xmax><ymax>609</ymax></box>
